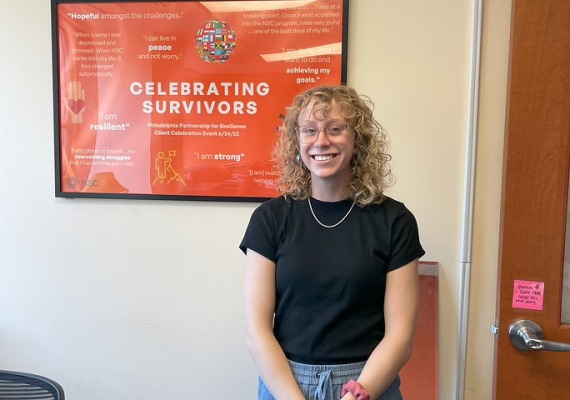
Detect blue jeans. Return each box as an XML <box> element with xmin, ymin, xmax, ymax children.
<box><xmin>258</xmin><ymin>360</ymin><xmax>402</xmax><ymax>400</ymax></box>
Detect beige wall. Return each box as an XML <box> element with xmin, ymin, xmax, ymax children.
<box><xmin>349</xmin><ymin>1</ymin><xmax>472</xmax><ymax>398</ymax></box>
<box><xmin>351</xmin><ymin>2</ymin><xmax>514</xmax><ymax>398</ymax></box>
<box><xmin>0</xmin><ymin>0</ymin><xmax>511</xmax><ymax>398</ymax></box>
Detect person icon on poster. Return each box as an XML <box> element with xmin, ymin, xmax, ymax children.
<box><xmin>152</xmin><ymin>150</ymin><xmax>186</xmax><ymax>186</ymax></box>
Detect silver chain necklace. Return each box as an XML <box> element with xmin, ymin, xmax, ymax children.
<box><xmin>308</xmin><ymin>198</ymin><xmax>356</xmax><ymax>229</ymax></box>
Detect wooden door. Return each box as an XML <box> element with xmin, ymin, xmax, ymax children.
<box><xmin>495</xmin><ymin>0</ymin><xmax>570</xmax><ymax>398</ymax></box>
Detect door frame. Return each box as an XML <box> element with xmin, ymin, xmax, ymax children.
<box><xmin>466</xmin><ymin>0</ymin><xmax>515</xmax><ymax>399</ymax></box>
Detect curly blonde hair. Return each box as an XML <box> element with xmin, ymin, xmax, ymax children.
<box><xmin>273</xmin><ymin>85</ymin><xmax>393</xmax><ymax>205</ymax></box>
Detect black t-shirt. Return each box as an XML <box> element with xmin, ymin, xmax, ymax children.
<box><xmin>240</xmin><ymin>196</ymin><xmax>425</xmax><ymax>364</ymax></box>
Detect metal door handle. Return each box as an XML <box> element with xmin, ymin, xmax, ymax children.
<box><xmin>509</xmin><ymin>319</ymin><xmax>570</xmax><ymax>351</ymax></box>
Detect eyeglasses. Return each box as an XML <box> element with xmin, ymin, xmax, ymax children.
<box><xmin>296</xmin><ymin>123</ymin><xmax>352</xmax><ymax>144</ymax></box>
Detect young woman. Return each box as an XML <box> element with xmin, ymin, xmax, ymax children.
<box><xmin>240</xmin><ymin>85</ymin><xmax>424</xmax><ymax>400</ymax></box>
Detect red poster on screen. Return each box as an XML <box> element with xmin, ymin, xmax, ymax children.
<box><xmin>51</xmin><ymin>0</ymin><xmax>349</xmax><ymax>201</ymax></box>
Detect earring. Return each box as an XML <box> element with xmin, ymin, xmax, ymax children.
<box><xmin>295</xmin><ymin>154</ymin><xmax>301</xmax><ymax>165</ymax></box>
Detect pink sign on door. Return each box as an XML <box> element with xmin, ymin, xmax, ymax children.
<box><xmin>512</xmin><ymin>280</ymin><xmax>545</xmax><ymax>311</ymax></box>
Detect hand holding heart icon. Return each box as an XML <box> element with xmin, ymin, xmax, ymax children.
<box><xmin>63</xmin><ymin>80</ymin><xmax>86</xmax><ymax>123</ymax></box>
<box><xmin>68</xmin><ymin>98</ymin><xmax>86</xmax><ymax>115</ymax></box>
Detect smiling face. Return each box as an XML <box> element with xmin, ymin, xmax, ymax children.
<box><xmin>297</xmin><ymin>99</ymin><xmax>355</xmax><ymax>194</ymax></box>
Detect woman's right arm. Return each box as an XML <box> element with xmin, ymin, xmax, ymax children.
<box><xmin>244</xmin><ymin>248</ymin><xmax>305</xmax><ymax>400</ymax></box>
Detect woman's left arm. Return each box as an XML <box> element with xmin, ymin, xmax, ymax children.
<box><xmin>343</xmin><ymin>259</ymin><xmax>420</xmax><ymax>400</ymax></box>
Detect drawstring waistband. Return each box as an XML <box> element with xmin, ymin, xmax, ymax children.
<box><xmin>288</xmin><ymin>359</ymin><xmax>366</xmax><ymax>386</ymax></box>
<box><xmin>258</xmin><ymin>360</ymin><xmax>402</xmax><ymax>400</ymax></box>
<box><xmin>314</xmin><ymin>370</ymin><xmax>334</xmax><ymax>400</ymax></box>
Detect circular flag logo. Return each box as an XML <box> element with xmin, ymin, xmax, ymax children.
<box><xmin>195</xmin><ymin>20</ymin><xmax>237</xmax><ymax>64</ymax></box>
